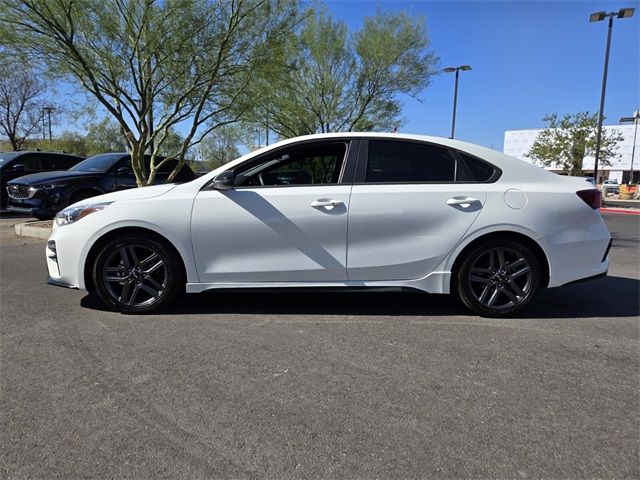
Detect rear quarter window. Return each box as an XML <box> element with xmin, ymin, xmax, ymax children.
<box><xmin>455</xmin><ymin>152</ymin><xmax>498</xmax><ymax>182</ymax></box>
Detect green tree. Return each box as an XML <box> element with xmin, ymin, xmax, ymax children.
<box><xmin>249</xmin><ymin>9</ymin><xmax>439</xmax><ymax>137</ymax></box>
<box><xmin>198</xmin><ymin>124</ymin><xmax>242</xmax><ymax>170</ymax></box>
<box><xmin>0</xmin><ymin>0</ymin><xmax>299</xmax><ymax>186</ymax></box>
<box><xmin>526</xmin><ymin>112</ymin><xmax>623</xmax><ymax>176</ymax></box>
<box><xmin>84</xmin><ymin>118</ymin><xmax>128</xmax><ymax>156</ymax></box>
<box><xmin>30</xmin><ymin>131</ymin><xmax>87</xmax><ymax>155</ymax></box>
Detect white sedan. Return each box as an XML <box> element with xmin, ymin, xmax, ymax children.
<box><xmin>45</xmin><ymin>133</ymin><xmax>611</xmax><ymax>317</ymax></box>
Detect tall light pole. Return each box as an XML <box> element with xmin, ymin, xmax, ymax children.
<box><xmin>43</xmin><ymin>106</ymin><xmax>54</xmax><ymax>148</ymax></box>
<box><xmin>443</xmin><ymin>65</ymin><xmax>471</xmax><ymax>139</ymax></box>
<box><xmin>589</xmin><ymin>7</ymin><xmax>635</xmax><ymax>185</ymax></box>
<box><xmin>620</xmin><ymin>110</ymin><xmax>640</xmax><ymax>185</ymax></box>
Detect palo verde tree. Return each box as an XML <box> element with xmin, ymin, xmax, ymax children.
<box><xmin>526</xmin><ymin>112</ymin><xmax>623</xmax><ymax>176</ymax></box>
<box><xmin>249</xmin><ymin>9</ymin><xmax>439</xmax><ymax>138</ymax></box>
<box><xmin>0</xmin><ymin>54</ymin><xmax>51</xmax><ymax>150</ymax></box>
<box><xmin>0</xmin><ymin>0</ymin><xmax>299</xmax><ymax>186</ymax></box>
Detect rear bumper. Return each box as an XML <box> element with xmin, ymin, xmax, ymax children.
<box><xmin>564</xmin><ymin>270</ymin><xmax>607</xmax><ymax>286</ymax></box>
<box><xmin>540</xmin><ymin>212</ymin><xmax>612</xmax><ymax>288</ymax></box>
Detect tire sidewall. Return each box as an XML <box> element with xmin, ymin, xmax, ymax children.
<box><xmin>455</xmin><ymin>239</ymin><xmax>541</xmax><ymax>317</ymax></box>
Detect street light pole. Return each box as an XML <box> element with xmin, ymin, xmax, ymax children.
<box><xmin>43</xmin><ymin>106</ymin><xmax>54</xmax><ymax>148</ymax></box>
<box><xmin>620</xmin><ymin>110</ymin><xmax>640</xmax><ymax>184</ymax></box>
<box><xmin>443</xmin><ymin>65</ymin><xmax>471</xmax><ymax>139</ymax></box>
<box><xmin>451</xmin><ymin>69</ymin><xmax>459</xmax><ymax>139</ymax></box>
<box><xmin>589</xmin><ymin>8</ymin><xmax>635</xmax><ymax>185</ymax></box>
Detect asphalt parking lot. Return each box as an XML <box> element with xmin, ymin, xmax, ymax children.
<box><xmin>1</xmin><ymin>212</ymin><xmax>638</xmax><ymax>479</ymax></box>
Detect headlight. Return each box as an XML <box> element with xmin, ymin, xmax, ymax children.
<box><xmin>34</xmin><ymin>183</ymin><xmax>68</xmax><ymax>190</ymax></box>
<box><xmin>55</xmin><ymin>202</ymin><xmax>113</xmax><ymax>226</ymax></box>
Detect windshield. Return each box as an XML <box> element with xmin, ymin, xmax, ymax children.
<box><xmin>69</xmin><ymin>153</ymin><xmax>125</xmax><ymax>173</ymax></box>
<box><xmin>0</xmin><ymin>152</ymin><xmax>20</xmax><ymax>167</ymax></box>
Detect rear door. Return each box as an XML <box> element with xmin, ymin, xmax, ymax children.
<box><xmin>347</xmin><ymin>139</ymin><xmax>491</xmax><ymax>281</ymax></box>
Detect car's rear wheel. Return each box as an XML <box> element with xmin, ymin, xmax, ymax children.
<box><xmin>455</xmin><ymin>239</ymin><xmax>540</xmax><ymax>317</ymax></box>
<box><xmin>92</xmin><ymin>233</ymin><xmax>184</xmax><ymax>313</ymax></box>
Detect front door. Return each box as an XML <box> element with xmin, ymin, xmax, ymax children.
<box><xmin>191</xmin><ymin>140</ymin><xmax>354</xmax><ymax>283</ymax></box>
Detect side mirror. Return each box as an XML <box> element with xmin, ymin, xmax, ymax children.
<box><xmin>12</xmin><ymin>163</ymin><xmax>24</xmax><ymax>172</ymax></box>
<box><xmin>116</xmin><ymin>166</ymin><xmax>131</xmax><ymax>176</ymax></box>
<box><xmin>212</xmin><ymin>171</ymin><xmax>235</xmax><ymax>190</ymax></box>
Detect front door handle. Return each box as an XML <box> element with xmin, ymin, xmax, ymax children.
<box><xmin>310</xmin><ymin>199</ymin><xmax>343</xmax><ymax>208</ymax></box>
<box><xmin>446</xmin><ymin>197</ymin><xmax>480</xmax><ymax>208</ymax></box>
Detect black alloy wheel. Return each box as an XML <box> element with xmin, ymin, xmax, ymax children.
<box><xmin>455</xmin><ymin>239</ymin><xmax>540</xmax><ymax>317</ymax></box>
<box><xmin>92</xmin><ymin>233</ymin><xmax>184</xmax><ymax>313</ymax></box>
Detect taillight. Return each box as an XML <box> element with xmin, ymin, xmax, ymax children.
<box><xmin>576</xmin><ymin>189</ymin><xmax>602</xmax><ymax>209</ymax></box>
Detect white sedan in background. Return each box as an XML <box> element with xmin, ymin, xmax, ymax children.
<box><xmin>46</xmin><ymin>133</ymin><xmax>612</xmax><ymax>317</ymax></box>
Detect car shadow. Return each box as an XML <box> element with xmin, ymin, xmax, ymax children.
<box><xmin>80</xmin><ymin>275</ymin><xmax>640</xmax><ymax>319</ymax></box>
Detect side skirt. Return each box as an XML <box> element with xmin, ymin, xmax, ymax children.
<box><xmin>185</xmin><ymin>271</ymin><xmax>451</xmax><ymax>294</ymax></box>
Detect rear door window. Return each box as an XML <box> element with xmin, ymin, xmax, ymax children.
<box><xmin>365</xmin><ymin>140</ymin><xmax>456</xmax><ymax>183</ymax></box>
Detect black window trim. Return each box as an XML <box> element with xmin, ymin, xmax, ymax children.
<box><xmin>353</xmin><ymin>138</ymin><xmax>502</xmax><ymax>185</ymax></box>
<box><xmin>203</xmin><ymin>138</ymin><xmax>360</xmax><ymax>191</ymax></box>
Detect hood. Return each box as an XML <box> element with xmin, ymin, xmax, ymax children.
<box><xmin>7</xmin><ymin>170</ymin><xmax>99</xmax><ymax>185</ymax></box>
<box><xmin>72</xmin><ymin>183</ymin><xmax>178</xmax><ymax>206</ymax></box>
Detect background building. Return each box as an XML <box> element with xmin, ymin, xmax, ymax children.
<box><xmin>504</xmin><ymin>124</ymin><xmax>639</xmax><ymax>183</ymax></box>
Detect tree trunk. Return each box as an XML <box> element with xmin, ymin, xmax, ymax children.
<box><xmin>8</xmin><ymin>133</ymin><xmax>18</xmax><ymax>151</ymax></box>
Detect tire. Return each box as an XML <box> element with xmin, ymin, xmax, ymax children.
<box><xmin>92</xmin><ymin>233</ymin><xmax>185</xmax><ymax>314</ymax></box>
<box><xmin>454</xmin><ymin>239</ymin><xmax>541</xmax><ymax>317</ymax></box>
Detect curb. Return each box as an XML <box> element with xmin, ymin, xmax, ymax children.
<box><xmin>14</xmin><ymin>222</ymin><xmax>52</xmax><ymax>240</ymax></box>
<box><xmin>600</xmin><ymin>207</ymin><xmax>640</xmax><ymax>215</ymax></box>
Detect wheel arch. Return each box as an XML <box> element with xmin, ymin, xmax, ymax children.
<box><xmin>450</xmin><ymin>231</ymin><xmax>550</xmax><ymax>289</ymax></box>
<box><xmin>83</xmin><ymin>226</ymin><xmax>189</xmax><ymax>292</ymax></box>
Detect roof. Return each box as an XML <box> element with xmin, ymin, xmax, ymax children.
<box><xmin>194</xmin><ymin>132</ymin><xmax>556</xmax><ymax>185</ymax></box>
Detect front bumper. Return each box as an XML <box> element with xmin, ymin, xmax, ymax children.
<box><xmin>47</xmin><ymin>276</ymin><xmax>78</xmax><ymax>289</ymax></box>
<box><xmin>8</xmin><ymin>192</ymin><xmax>64</xmax><ymax>217</ymax></box>
<box><xmin>46</xmin><ymin>222</ymin><xmax>95</xmax><ymax>290</ymax></box>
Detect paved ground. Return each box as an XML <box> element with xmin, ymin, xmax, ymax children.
<box><xmin>1</xmin><ymin>212</ymin><xmax>638</xmax><ymax>479</ymax></box>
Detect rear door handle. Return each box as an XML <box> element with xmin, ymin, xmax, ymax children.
<box><xmin>310</xmin><ymin>199</ymin><xmax>343</xmax><ymax>208</ymax></box>
<box><xmin>446</xmin><ymin>197</ymin><xmax>480</xmax><ymax>208</ymax></box>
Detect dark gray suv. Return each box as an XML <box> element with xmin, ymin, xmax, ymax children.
<box><xmin>0</xmin><ymin>150</ymin><xmax>85</xmax><ymax>210</ymax></box>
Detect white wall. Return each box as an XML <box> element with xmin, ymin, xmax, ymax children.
<box><xmin>503</xmin><ymin>124</ymin><xmax>638</xmax><ymax>171</ymax></box>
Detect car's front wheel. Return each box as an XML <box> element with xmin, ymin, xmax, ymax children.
<box><xmin>92</xmin><ymin>233</ymin><xmax>184</xmax><ymax>313</ymax></box>
<box><xmin>455</xmin><ymin>239</ymin><xmax>540</xmax><ymax>317</ymax></box>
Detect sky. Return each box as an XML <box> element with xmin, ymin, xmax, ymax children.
<box><xmin>48</xmin><ymin>0</ymin><xmax>639</xmax><ymax>154</ymax></box>
<box><xmin>325</xmin><ymin>0</ymin><xmax>640</xmax><ymax>150</ymax></box>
